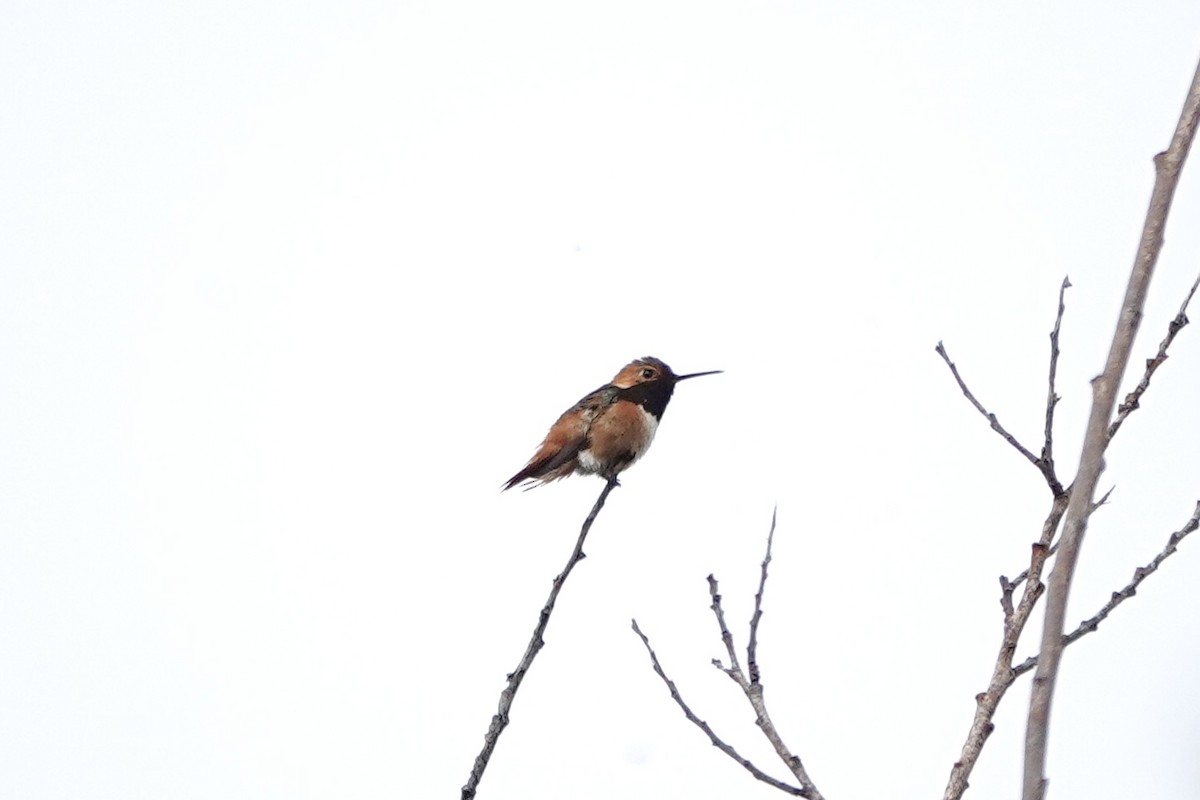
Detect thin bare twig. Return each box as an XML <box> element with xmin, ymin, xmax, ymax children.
<box><xmin>706</xmin><ymin>533</ymin><xmax>825</xmax><ymax>799</ymax></box>
<box><xmin>1108</xmin><ymin>272</ymin><xmax>1200</xmax><ymax>440</ymax></box>
<box><xmin>631</xmin><ymin>620</ymin><xmax>805</xmax><ymax>796</ymax></box>
<box><xmin>1042</xmin><ymin>277</ymin><xmax>1072</xmax><ymax>474</ymax></box>
<box><xmin>637</xmin><ymin>522</ymin><xmax>824</xmax><ymax>799</ymax></box>
<box><xmin>462</xmin><ymin>477</ymin><xmax>619</xmax><ymax>800</ymax></box>
<box><xmin>936</xmin><ymin>341</ymin><xmax>1065</xmax><ymax>496</ymax></box>
<box><xmin>1013</xmin><ymin>500</ymin><xmax>1200</xmax><ymax>677</ymax></box>
<box><xmin>1024</xmin><ymin>56</ymin><xmax>1200</xmax><ymax>800</ymax></box>
<box><xmin>747</xmin><ymin>507</ymin><xmax>777</xmax><ymax>685</ymax></box>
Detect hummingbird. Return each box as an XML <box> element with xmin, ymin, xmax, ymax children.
<box><xmin>503</xmin><ymin>356</ymin><xmax>721</xmax><ymax>490</ymax></box>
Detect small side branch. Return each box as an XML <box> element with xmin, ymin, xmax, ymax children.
<box><xmin>1042</xmin><ymin>277</ymin><xmax>1071</xmax><ymax>473</ymax></box>
<box><xmin>1013</xmin><ymin>499</ymin><xmax>1200</xmax><ymax>677</ymax></box>
<box><xmin>1108</xmin><ymin>272</ymin><xmax>1200</xmax><ymax>440</ymax></box>
<box><xmin>936</xmin><ymin>341</ymin><xmax>1065</xmax><ymax>496</ymax></box>
<box><xmin>461</xmin><ymin>478</ymin><xmax>619</xmax><ymax>800</ymax></box>
<box><xmin>747</xmin><ymin>507</ymin><xmax>777</xmax><ymax>685</ymax></box>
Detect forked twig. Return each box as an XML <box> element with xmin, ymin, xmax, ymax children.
<box><xmin>1003</xmin><ymin>267</ymin><xmax>1194</xmax><ymax>595</ymax></box>
<box><xmin>942</xmin><ymin>283</ymin><xmax>1079</xmax><ymax>800</ymax></box>
<box><xmin>462</xmin><ymin>478</ymin><xmax>619</xmax><ymax>800</ymax></box>
<box><xmin>636</xmin><ymin>521</ymin><xmax>825</xmax><ymax>799</ymax></box>
<box><xmin>631</xmin><ymin>620</ymin><xmax>805</xmax><ymax>796</ymax></box>
<box><xmin>1000</xmin><ymin>266</ymin><xmax>1195</xmax><ymax>601</ymax></box>
<box><xmin>935</xmin><ymin>341</ymin><xmax>1065</xmax><ymax>496</ymax></box>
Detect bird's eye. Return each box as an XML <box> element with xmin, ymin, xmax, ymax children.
<box><xmin>641</xmin><ymin>368</ymin><xmax>655</xmax><ymax>379</ymax></box>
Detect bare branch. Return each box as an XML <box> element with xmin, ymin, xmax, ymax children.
<box><xmin>1042</xmin><ymin>277</ymin><xmax>1071</xmax><ymax>474</ymax></box>
<box><xmin>1024</xmin><ymin>55</ymin><xmax>1200</xmax><ymax>800</ymax></box>
<box><xmin>462</xmin><ymin>477</ymin><xmax>619</xmax><ymax>800</ymax></box>
<box><xmin>747</xmin><ymin>507</ymin><xmax>777</xmax><ymax>685</ymax></box>
<box><xmin>641</xmin><ymin>523</ymin><xmax>825</xmax><ymax>799</ymax></box>
<box><xmin>953</xmin><ymin>494</ymin><xmax>1199</xmax><ymax>799</ymax></box>
<box><xmin>1013</xmin><ymin>500</ymin><xmax>1200</xmax><ymax>678</ymax></box>
<box><xmin>944</xmin><ymin>494</ymin><xmax>1067</xmax><ymax>800</ymax></box>
<box><xmin>631</xmin><ymin>619</ymin><xmax>806</xmax><ymax>796</ymax></box>
<box><xmin>735</xmin><ymin>523</ymin><xmax>820</xmax><ymax>795</ymax></box>
<box><xmin>935</xmin><ymin>342</ymin><xmax>1065</xmax><ymax>496</ymax></box>
<box><xmin>1107</xmin><ymin>271</ymin><xmax>1200</xmax><ymax>440</ymax></box>
<box><xmin>957</xmin><ymin>260</ymin><xmax>1198</xmax><ymax>798</ymax></box>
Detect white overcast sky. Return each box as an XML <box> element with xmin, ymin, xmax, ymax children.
<box><xmin>4</xmin><ymin>2</ymin><xmax>1200</xmax><ymax>799</ymax></box>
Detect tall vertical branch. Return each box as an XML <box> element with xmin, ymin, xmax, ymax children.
<box><xmin>1022</xmin><ymin>56</ymin><xmax>1200</xmax><ymax>800</ymax></box>
<box><xmin>462</xmin><ymin>478</ymin><xmax>619</xmax><ymax>800</ymax></box>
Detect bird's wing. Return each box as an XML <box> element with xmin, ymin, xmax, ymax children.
<box><xmin>501</xmin><ymin>385</ymin><xmax>620</xmax><ymax>490</ymax></box>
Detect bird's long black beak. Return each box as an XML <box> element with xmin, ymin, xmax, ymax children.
<box><xmin>674</xmin><ymin>370</ymin><xmax>723</xmax><ymax>382</ymax></box>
